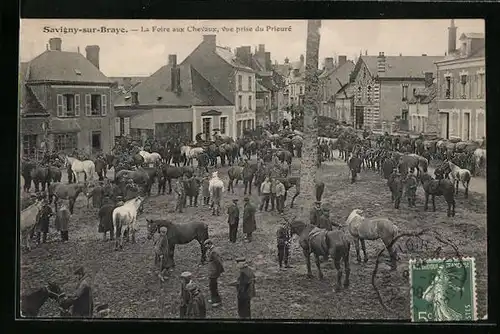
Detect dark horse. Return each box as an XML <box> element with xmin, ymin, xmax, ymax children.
<box><xmin>21</xmin><ymin>282</ymin><xmax>63</xmax><ymax>317</ymax></box>
<box><xmin>288</xmin><ymin>219</ymin><xmax>351</xmax><ymax>292</ymax></box>
<box><xmin>420</xmin><ymin>173</ymin><xmax>456</xmax><ymax>217</ymax></box>
<box><xmin>94</xmin><ymin>157</ymin><xmax>107</xmax><ymax>181</ymax></box>
<box><xmin>348</xmin><ymin>155</ymin><xmax>362</xmax><ymax>184</ymax></box>
<box><xmin>146</xmin><ymin>219</ymin><xmax>209</xmax><ymax>268</ymax></box>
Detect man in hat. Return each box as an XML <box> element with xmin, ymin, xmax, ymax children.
<box><xmin>201</xmin><ymin>173</ymin><xmax>210</xmax><ymax>206</ymax></box>
<box><xmin>179</xmin><ymin>271</ymin><xmax>193</xmax><ymax>318</ymax></box>
<box><xmin>276</xmin><ymin>220</ymin><xmax>292</xmax><ymax>269</ymax></box>
<box><xmin>60</xmin><ymin>266</ymin><xmax>94</xmax><ymax>317</ymax></box>
<box><xmin>54</xmin><ymin>202</ymin><xmax>70</xmax><ymax>242</ymax></box>
<box><xmin>186</xmin><ymin>281</ymin><xmax>207</xmax><ymax>319</ymax></box>
<box><xmin>309</xmin><ymin>201</ymin><xmax>323</xmax><ymax>227</ymax></box>
<box><xmin>259</xmin><ymin>177</ymin><xmax>272</xmax><ymax>212</ymax></box>
<box><xmin>35</xmin><ymin>198</ymin><xmax>53</xmax><ymax>244</ymax></box>
<box><xmin>405</xmin><ymin>173</ymin><xmax>418</xmax><ymax>207</ymax></box>
<box><xmin>229</xmin><ymin>257</ymin><xmax>256</xmax><ymax>319</ymax></box>
<box><xmin>274</xmin><ymin>179</ymin><xmax>286</xmax><ymax>214</ymax></box>
<box><xmin>227</xmin><ymin>198</ymin><xmax>240</xmax><ymax>243</ymax></box>
<box><xmin>205</xmin><ymin>239</ymin><xmax>224</xmax><ymax>307</ymax></box>
<box><xmin>243</xmin><ymin>197</ymin><xmax>257</xmax><ymax>242</ymax></box>
<box><xmin>155</xmin><ymin>226</ymin><xmax>170</xmax><ymax>281</ymax></box>
<box><xmin>174</xmin><ymin>176</ymin><xmax>186</xmax><ymax>213</ymax></box>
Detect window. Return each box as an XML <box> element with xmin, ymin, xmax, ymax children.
<box><xmin>57</xmin><ymin>94</ymin><xmax>80</xmax><ymax>117</ymax></box>
<box><xmin>402</xmin><ymin>85</ymin><xmax>408</xmax><ymax>101</ymax></box>
<box><xmin>367</xmin><ymin>86</ymin><xmax>372</xmax><ymax>101</ymax></box>
<box><xmin>250</xmin><ymin>119</ymin><xmax>254</xmax><ymax>129</ymax></box>
<box><xmin>300</xmin><ymin>86</ymin><xmax>303</xmax><ymax>95</ymax></box>
<box><xmin>460</xmin><ymin>75</ymin><xmax>467</xmax><ymax>99</ymax></box>
<box><xmin>91</xmin><ymin>132</ymin><xmax>102</xmax><ymax>152</ymax></box>
<box><xmin>90</xmin><ymin>94</ymin><xmax>102</xmax><ymax>115</ymax></box>
<box><xmin>237</xmin><ymin>120</ymin><xmax>242</xmax><ymax>137</ymax></box>
<box><xmin>202</xmin><ymin>118</ymin><xmax>211</xmax><ymax>141</ymax></box>
<box><xmin>23</xmin><ymin>134</ymin><xmax>37</xmax><ymax>156</ymax></box>
<box><xmin>248</xmin><ymin>96</ymin><xmax>252</xmax><ymax>110</ymax></box>
<box><xmin>445</xmin><ymin>77</ymin><xmax>451</xmax><ymax>99</ymax></box>
<box><xmin>248</xmin><ymin>76</ymin><xmax>252</xmax><ymax>91</ymax></box>
<box><xmin>238</xmin><ymin>75</ymin><xmax>243</xmax><ymax>91</ymax></box>
<box><xmin>54</xmin><ymin>133</ymin><xmax>78</xmax><ymax>152</ymax></box>
<box><xmin>478</xmin><ymin>73</ymin><xmax>485</xmax><ymax>98</ymax></box>
<box><xmin>120</xmin><ymin>118</ymin><xmax>125</xmax><ymax>136</ymax></box>
<box><xmin>220</xmin><ymin>117</ymin><xmax>227</xmax><ymax>134</ymax></box>
<box><xmin>238</xmin><ymin>95</ymin><xmax>243</xmax><ymax>111</ymax></box>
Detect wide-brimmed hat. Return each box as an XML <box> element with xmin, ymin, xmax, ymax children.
<box><xmin>180</xmin><ymin>271</ymin><xmax>192</xmax><ymax>279</ymax></box>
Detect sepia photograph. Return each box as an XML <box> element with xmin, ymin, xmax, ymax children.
<box><xmin>18</xmin><ymin>19</ymin><xmax>487</xmax><ymax>321</ymax></box>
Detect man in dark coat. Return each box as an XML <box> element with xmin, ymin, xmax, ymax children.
<box><xmin>230</xmin><ymin>257</ymin><xmax>256</xmax><ymax>319</ymax></box>
<box><xmin>174</xmin><ymin>176</ymin><xmax>187</xmax><ymax>213</ymax></box>
<box><xmin>98</xmin><ymin>202</ymin><xmax>116</xmax><ymax>241</ymax></box>
<box><xmin>318</xmin><ymin>208</ymin><xmax>332</xmax><ymax>231</ymax></box>
<box><xmin>205</xmin><ymin>239</ymin><xmax>224</xmax><ymax>307</ymax></box>
<box><xmin>227</xmin><ymin>199</ymin><xmax>240</xmax><ymax>243</ymax></box>
<box><xmin>54</xmin><ymin>203</ymin><xmax>70</xmax><ymax>242</ymax></box>
<box><xmin>309</xmin><ymin>201</ymin><xmax>323</xmax><ymax>227</ymax></box>
<box><xmin>88</xmin><ymin>184</ymin><xmax>104</xmax><ymax>209</ymax></box>
<box><xmin>35</xmin><ymin>199</ymin><xmax>53</xmax><ymax>244</ymax></box>
<box><xmin>179</xmin><ymin>271</ymin><xmax>193</xmax><ymax>318</ymax></box>
<box><xmin>405</xmin><ymin>174</ymin><xmax>418</xmax><ymax>207</ymax></box>
<box><xmin>186</xmin><ymin>281</ymin><xmax>207</xmax><ymax>319</ymax></box>
<box><xmin>276</xmin><ymin>220</ymin><xmax>291</xmax><ymax>269</ymax></box>
<box><xmin>243</xmin><ymin>197</ymin><xmax>257</xmax><ymax>242</ymax></box>
<box><xmin>60</xmin><ymin>267</ymin><xmax>93</xmax><ymax>317</ymax></box>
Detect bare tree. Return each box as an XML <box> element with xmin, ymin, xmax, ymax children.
<box><xmin>298</xmin><ymin>19</ymin><xmax>321</xmax><ymax>213</ymax></box>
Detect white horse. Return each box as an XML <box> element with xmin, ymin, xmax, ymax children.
<box><xmin>473</xmin><ymin>148</ymin><xmax>486</xmax><ymax>176</ymax></box>
<box><xmin>112</xmin><ymin>196</ymin><xmax>144</xmax><ymax>250</ymax></box>
<box><xmin>344</xmin><ymin>209</ymin><xmax>399</xmax><ymax>269</ymax></box>
<box><xmin>208</xmin><ymin>171</ymin><xmax>224</xmax><ymax>216</ymax></box>
<box><xmin>20</xmin><ymin>199</ymin><xmax>44</xmax><ymax>251</ymax></box>
<box><xmin>138</xmin><ymin>150</ymin><xmax>162</xmax><ymax>166</ymax></box>
<box><xmin>445</xmin><ymin>160</ymin><xmax>472</xmax><ymax>198</ymax></box>
<box><xmin>65</xmin><ymin>156</ymin><xmax>95</xmax><ymax>183</ymax></box>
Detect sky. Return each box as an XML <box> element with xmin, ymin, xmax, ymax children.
<box><xmin>19</xmin><ymin>19</ymin><xmax>484</xmax><ymax>77</ymax></box>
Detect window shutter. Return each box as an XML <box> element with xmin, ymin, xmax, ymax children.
<box><xmin>115</xmin><ymin>118</ymin><xmax>121</xmax><ymax>136</ymax></box>
<box><xmin>85</xmin><ymin>94</ymin><xmax>91</xmax><ymax>116</ymax></box>
<box><xmin>124</xmin><ymin>117</ymin><xmax>130</xmax><ymax>136</ymax></box>
<box><xmin>74</xmin><ymin>94</ymin><xmax>81</xmax><ymax>116</ymax></box>
<box><xmin>101</xmin><ymin>94</ymin><xmax>107</xmax><ymax>116</ymax></box>
<box><xmin>57</xmin><ymin>94</ymin><xmax>64</xmax><ymax>117</ymax></box>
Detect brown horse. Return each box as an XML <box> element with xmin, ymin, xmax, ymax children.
<box><xmin>227</xmin><ymin>166</ymin><xmax>244</xmax><ymax>193</ymax></box>
<box><xmin>21</xmin><ymin>282</ymin><xmax>63</xmax><ymax>317</ymax></box>
<box><xmin>94</xmin><ymin>157</ymin><xmax>107</xmax><ymax>181</ymax></box>
<box><xmin>420</xmin><ymin>173</ymin><xmax>456</xmax><ymax>217</ymax></box>
<box><xmin>48</xmin><ymin>182</ymin><xmax>87</xmax><ymax>214</ymax></box>
<box><xmin>146</xmin><ymin>218</ymin><xmax>209</xmax><ymax>268</ymax></box>
<box><xmin>289</xmin><ymin>219</ymin><xmax>351</xmax><ymax>292</ymax></box>
<box><xmin>276</xmin><ymin>176</ymin><xmax>301</xmax><ymax>208</ymax></box>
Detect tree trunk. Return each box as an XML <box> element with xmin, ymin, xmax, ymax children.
<box><xmin>297</xmin><ymin>20</ymin><xmax>321</xmax><ymax>217</ymax></box>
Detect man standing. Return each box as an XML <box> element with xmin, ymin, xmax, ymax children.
<box><xmin>205</xmin><ymin>239</ymin><xmax>224</xmax><ymax>307</ymax></box>
<box><xmin>174</xmin><ymin>176</ymin><xmax>186</xmax><ymax>213</ymax></box>
<box><xmin>155</xmin><ymin>226</ymin><xmax>170</xmax><ymax>281</ymax></box>
<box><xmin>405</xmin><ymin>174</ymin><xmax>418</xmax><ymax>207</ymax></box>
<box><xmin>259</xmin><ymin>177</ymin><xmax>271</xmax><ymax>211</ymax></box>
<box><xmin>230</xmin><ymin>257</ymin><xmax>256</xmax><ymax>319</ymax></box>
<box><xmin>227</xmin><ymin>198</ymin><xmax>240</xmax><ymax>243</ymax></box>
<box><xmin>243</xmin><ymin>197</ymin><xmax>257</xmax><ymax>242</ymax></box>
<box><xmin>201</xmin><ymin>174</ymin><xmax>210</xmax><ymax>206</ymax></box>
<box><xmin>269</xmin><ymin>177</ymin><xmax>277</xmax><ymax>211</ymax></box>
<box><xmin>274</xmin><ymin>179</ymin><xmax>286</xmax><ymax>214</ymax></box>
<box><xmin>60</xmin><ymin>266</ymin><xmax>94</xmax><ymax>318</ymax></box>
<box><xmin>179</xmin><ymin>271</ymin><xmax>193</xmax><ymax>318</ymax></box>
<box><xmin>35</xmin><ymin>199</ymin><xmax>53</xmax><ymax>244</ymax></box>
<box><xmin>54</xmin><ymin>202</ymin><xmax>70</xmax><ymax>242</ymax></box>
<box><xmin>276</xmin><ymin>220</ymin><xmax>292</xmax><ymax>269</ymax></box>
<box><xmin>309</xmin><ymin>201</ymin><xmax>323</xmax><ymax>227</ymax></box>
<box><xmin>185</xmin><ymin>281</ymin><xmax>207</xmax><ymax>319</ymax></box>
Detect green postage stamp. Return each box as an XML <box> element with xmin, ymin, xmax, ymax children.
<box><xmin>409</xmin><ymin>257</ymin><xmax>477</xmax><ymax>322</ymax></box>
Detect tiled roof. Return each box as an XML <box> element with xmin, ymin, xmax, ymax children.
<box><xmin>114</xmin><ymin>63</ymin><xmax>231</xmax><ymax>107</ymax></box>
<box><xmin>215</xmin><ymin>47</ymin><xmax>255</xmax><ymax>72</ymax></box>
<box><xmin>408</xmin><ymin>83</ymin><xmax>437</xmax><ymax>104</ymax></box>
<box><xmin>460</xmin><ymin>32</ymin><xmax>485</xmax><ymax>40</ymax></box>
<box><xmin>273</xmin><ymin>63</ymin><xmax>292</xmax><ymax>77</ymax></box>
<box><xmin>25</xmin><ymin>50</ymin><xmax>112</xmax><ymax>84</ymax></box>
<box><xmin>256</xmin><ymin>80</ymin><xmax>269</xmax><ymax>93</ymax></box>
<box><xmin>319</xmin><ymin>60</ymin><xmax>355</xmax><ymax>95</ymax></box>
<box><xmin>360</xmin><ymin>55</ymin><xmax>442</xmax><ymax>78</ymax></box>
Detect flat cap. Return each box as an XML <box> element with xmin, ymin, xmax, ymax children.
<box><xmin>243</xmin><ymin>197</ymin><xmax>250</xmax><ymax>201</ymax></box>
<box><xmin>232</xmin><ymin>198</ymin><xmax>239</xmax><ymax>202</ymax></box>
<box><xmin>235</xmin><ymin>257</ymin><xmax>246</xmax><ymax>263</ymax></box>
<box><xmin>180</xmin><ymin>271</ymin><xmax>192</xmax><ymax>278</ymax></box>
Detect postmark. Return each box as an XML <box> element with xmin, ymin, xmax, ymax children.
<box><xmin>409</xmin><ymin>257</ymin><xmax>477</xmax><ymax>322</ymax></box>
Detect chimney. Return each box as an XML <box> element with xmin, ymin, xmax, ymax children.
<box><xmin>168</xmin><ymin>54</ymin><xmax>177</xmax><ymax>67</ymax></box>
<box><xmin>421</xmin><ymin>54</ymin><xmax>427</xmax><ymax>56</ymax></box>
<box><xmin>48</xmin><ymin>38</ymin><xmax>62</xmax><ymax>51</ymax></box>
<box><xmin>264</xmin><ymin>52</ymin><xmax>271</xmax><ymax>71</ymax></box>
<box><xmin>258</xmin><ymin>44</ymin><xmax>265</xmax><ymax>54</ymax></box>
<box><xmin>324</xmin><ymin>57</ymin><xmax>334</xmax><ymax>70</ymax></box>
<box><xmin>131</xmin><ymin>91</ymin><xmax>139</xmax><ymax>105</ymax></box>
<box><xmin>424</xmin><ymin>72</ymin><xmax>434</xmax><ymax>88</ymax></box>
<box><xmin>236</xmin><ymin>46</ymin><xmax>252</xmax><ymax>67</ymax></box>
<box><xmin>338</xmin><ymin>55</ymin><xmax>347</xmax><ymax>66</ymax></box>
<box><xmin>284</xmin><ymin>57</ymin><xmax>289</xmax><ymax>64</ymax></box>
<box><xmin>300</xmin><ymin>54</ymin><xmax>304</xmax><ymax>63</ymax></box>
<box><xmin>377</xmin><ymin>52</ymin><xmax>386</xmax><ymax>75</ymax></box>
<box><xmin>448</xmin><ymin>19</ymin><xmax>457</xmax><ymax>55</ymax></box>
<box><xmin>85</xmin><ymin>45</ymin><xmax>100</xmax><ymax>69</ymax></box>
<box><xmin>203</xmin><ymin>35</ymin><xmax>217</xmax><ymax>50</ymax></box>
<box><xmin>77</xmin><ymin>46</ymin><xmax>80</xmax><ymax>54</ymax></box>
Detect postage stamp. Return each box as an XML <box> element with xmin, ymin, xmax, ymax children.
<box><xmin>409</xmin><ymin>257</ymin><xmax>477</xmax><ymax>322</ymax></box>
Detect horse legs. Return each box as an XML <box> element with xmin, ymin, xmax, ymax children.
<box><xmin>360</xmin><ymin>239</ymin><xmax>368</xmax><ymax>262</ymax></box>
<box><xmin>69</xmin><ymin>199</ymin><xmax>75</xmax><ymax>214</ymax></box>
<box><xmin>431</xmin><ymin>195</ymin><xmax>436</xmax><ymax>212</ymax></box>
<box><xmin>199</xmin><ymin>240</ymin><xmax>207</xmax><ymax>264</ymax></box>
<box><xmin>343</xmin><ymin>247</ymin><xmax>350</xmax><ymax>288</ymax></box>
<box><xmin>424</xmin><ymin>192</ymin><xmax>429</xmax><ymax>211</ymax></box>
<box><xmin>131</xmin><ymin>226</ymin><xmax>136</xmax><ymax>244</ymax></box>
<box><xmin>455</xmin><ymin>180</ymin><xmax>459</xmax><ymax>195</ymax></box>
<box><xmin>243</xmin><ymin>181</ymin><xmax>248</xmax><ymax>195</ymax></box>
<box><xmin>304</xmin><ymin>249</ymin><xmax>313</xmax><ymax>278</ymax></box>
<box><xmin>290</xmin><ymin>190</ymin><xmax>299</xmax><ymax>208</ymax></box>
<box><xmin>464</xmin><ymin>180</ymin><xmax>469</xmax><ymax>198</ymax></box>
<box><xmin>333</xmin><ymin>257</ymin><xmax>342</xmax><ymax>292</ymax></box>
<box><xmin>354</xmin><ymin>238</ymin><xmax>362</xmax><ymax>263</ymax></box>
<box><xmin>314</xmin><ymin>253</ymin><xmax>324</xmax><ymax>280</ymax></box>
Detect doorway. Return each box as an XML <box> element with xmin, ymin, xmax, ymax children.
<box><xmin>463</xmin><ymin>112</ymin><xmax>470</xmax><ymax>140</ymax></box>
<box><xmin>91</xmin><ymin>131</ymin><xmax>102</xmax><ymax>154</ymax></box>
<box><xmin>439</xmin><ymin>112</ymin><xmax>449</xmax><ymax>139</ymax></box>
<box><xmin>355</xmin><ymin>106</ymin><xmax>364</xmax><ymax>129</ymax></box>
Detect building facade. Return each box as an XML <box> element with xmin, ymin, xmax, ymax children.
<box><xmin>348</xmin><ymin>53</ymin><xmax>441</xmax><ymax>132</ymax></box>
<box><xmin>319</xmin><ymin>56</ymin><xmax>355</xmax><ymax>119</ymax></box>
<box><xmin>435</xmin><ymin>20</ymin><xmax>485</xmax><ymax>141</ymax></box>
<box><xmin>20</xmin><ymin>38</ymin><xmax>115</xmax><ymax>157</ymax></box>
<box><xmin>334</xmin><ymin>83</ymin><xmax>356</xmax><ymax>125</ymax></box>
<box><xmin>407</xmin><ymin>80</ymin><xmax>438</xmax><ymax>135</ymax></box>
